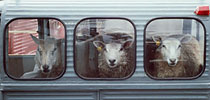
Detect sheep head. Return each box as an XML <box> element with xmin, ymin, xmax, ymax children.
<box><xmin>93</xmin><ymin>40</ymin><xmax>132</xmax><ymax>68</ymax></box>
<box><xmin>152</xmin><ymin>34</ymin><xmax>192</xmax><ymax>66</ymax></box>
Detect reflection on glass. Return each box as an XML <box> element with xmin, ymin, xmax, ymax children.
<box><xmin>75</xmin><ymin>19</ymin><xmax>135</xmax><ymax>78</ymax></box>
<box><xmin>7</xmin><ymin>19</ymin><xmax>65</xmax><ymax>79</ymax></box>
<box><xmin>145</xmin><ymin>19</ymin><xmax>204</xmax><ymax>78</ymax></box>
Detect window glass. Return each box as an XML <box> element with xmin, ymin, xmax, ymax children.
<box><xmin>75</xmin><ymin>18</ymin><xmax>136</xmax><ymax>79</ymax></box>
<box><xmin>145</xmin><ymin>18</ymin><xmax>205</xmax><ymax>79</ymax></box>
<box><xmin>6</xmin><ymin>18</ymin><xmax>65</xmax><ymax>79</ymax></box>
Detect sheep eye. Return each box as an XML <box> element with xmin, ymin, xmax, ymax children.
<box><xmin>162</xmin><ymin>45</ymin><xmax>166</xmax><ymax>48</ymax></box>
<box><xmin>119</xmin><ymin>48</ymin><xmax>123</xmax><ymax>51</ymax></box>
<box><xmin>51</xmin><ymin>48</ymin><xmax>57</xmax><ymax>55</ymax></box>
<box><xmin>178</xmin><ymin>45</ymin><xmax>182</xmax><ymax>48</ymax></box>
<box><xmin>53</xmin><ymin>48</ymin><xmax>57</xmax><ymax>52</ymax></box>
<box><xmin>104</xmin><ymin>48</ymin><xmax>107</xmax><ymax>52</ymax></box>
<box><xmin>38</xmin><ymin>50</ymin><xmax>42</xmax><ymax>55</ymax></box>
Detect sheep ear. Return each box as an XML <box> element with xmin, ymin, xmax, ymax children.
<box><xmin>180</xmin><ymin>34</ymin><xmax>192</xmax><ymax>43</ymax></box>
<box><xmin>152</xmin><ymin>36</ymin><xmax>162</xmax><ymax>46</ymax></box>
<box><xmin>30</xmin><ymin>34</ymin><xmax>41</xmax><ymax>44</ymax></box>
<box><xmin>152</xmin><ymin>36</ymin><xmax>162</xmax><ymax>43</ymax></box>
<box><xmin>123</xmin><ymin>40</ymin><xmax>132</xmax><ymax>49</ymax></box>
<box><xmin>93</xmin><ymin>41</ymin><xmax>105</xmax><ymax>49</ymax></box>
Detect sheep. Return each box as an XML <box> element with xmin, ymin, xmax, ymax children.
<box><xmin>151</xmin><ymin>34</ymin><xmax>203</xmax><ymax>78</ymax></box>
<box><xmin>93</xmin><ymin>39</ymin><xmax>134</xmax><ymax>78</ymax></box>
<box><xmin>21</xmin><ymin>35</ymin><xmax>64</xmax><ymax>78</ymax></box>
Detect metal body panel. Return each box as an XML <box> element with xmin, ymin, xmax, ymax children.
<box><xmin>100</xmin><ymin>90</ymin><xmax>209</xmax><ymax>100</ymax></box>
<box><xmin>4</xmin><ymin>91</ymin><xmax>98</xmax><ymax>100</ymax></box>
<box><xmin>0</xmin><ymin>0</ymin><xmax>210</xmax><ymax>100</ymax></box>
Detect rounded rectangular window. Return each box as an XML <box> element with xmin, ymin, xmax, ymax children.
<box><xmin>144</xmin><ymin>18</ymin><xmax>205</xmax><ymax>79</ymax></box>
<box><xmin>74</xmin><ymin>18</ymin><xmax>136</xmax><ymax>79</ymax></box>
<box><xmin>5</xmin><ymin>18</ymin><xmax>66</xmax><ymax>79</ymax></box>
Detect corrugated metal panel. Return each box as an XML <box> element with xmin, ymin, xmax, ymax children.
<box><xmin>0</xmin><ymin>0</ymin><xmax>209</xmax><ymax>92</ymax></box>
<box><xmin>4</xmin><ymin>91</ymin><xmax>98</xmax><ymax>100</ymax></box>
<box><xmin>100</xmin><ymin>90</ymin><xmax>209</xmax><ymax>100</ymax></box>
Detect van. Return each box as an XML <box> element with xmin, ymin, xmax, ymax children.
<box><xmin>0</xmin><ymin>0</ymin><xmax>209</xmax><ymax>100</ymax></box>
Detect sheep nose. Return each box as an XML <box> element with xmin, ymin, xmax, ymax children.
<box><xmin>43</xmin><ymin>65</ymin><xmax>49</xmax><ymax>72</ymax></box>
<box><xmin>43</xmin><ymin>65</ymin><xmax>49</xmax><ymax>69</ymax></box>
<box><xmin>109</xmin><ymin>59</ymin><xmax>116</xmax><ymax>64</ymax></box>
<box><xmin>169</xmin><ymin>59</ymin><xmax>176</xmax><ymax>63</ymax></box>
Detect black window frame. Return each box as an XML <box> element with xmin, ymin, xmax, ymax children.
<box><xmin>143</xmin><ymin>17</ymin><xmax>206</xmax><ymax>80</ymax></box>
<box><xmin>74</xmin><ymin>17</ymin><xmax>137</xmax><ymax>80</ymax></box>
<box><xmin>3</xmin><ymin>17</ymin><xmax>67</xmax><ymax>81</ymax></box>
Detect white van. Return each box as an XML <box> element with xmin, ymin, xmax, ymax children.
<box><xmin>0</xmin><ymin>0</ymin><xmax>209</xmax><ymax>100</ymax></box>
